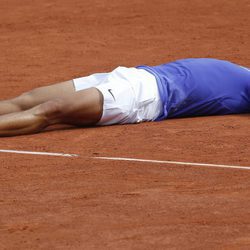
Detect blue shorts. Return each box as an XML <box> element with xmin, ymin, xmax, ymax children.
<box><xmin>137</xmin><ymin>58</ymin><xmax>250</xmax><ymax>120</ymax></box>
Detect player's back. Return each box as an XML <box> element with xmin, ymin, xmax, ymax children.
<box><xmin>137</xmin><ymin>58</ymin><xmax>250</xmax><ymax>119</ymax></box>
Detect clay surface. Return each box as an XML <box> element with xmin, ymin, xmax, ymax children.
<box><xmin>0</xmin><ymin>0</ymin><xmax>249</xmax><ymax>249</ymax></box>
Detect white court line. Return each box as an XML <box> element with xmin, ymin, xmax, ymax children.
<box><xmin>0</xmin><ymin>149</ymin><xmax>249</xmax><ymax>170</ymax></box>
<box><xmin>0</xmin><ymin>149</ymin><xmax>78</xmax><ymax>157</ymax></box>
<box><xmin>93</xmin><ymin>156</ymin><xmax>250</xmax><ymax>171</ymax></box>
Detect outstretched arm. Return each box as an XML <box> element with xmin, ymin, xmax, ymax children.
<box><xmin>0</xmin><ymin>87</ymin><xmax>103</xmax><ymax>137</ymax></box>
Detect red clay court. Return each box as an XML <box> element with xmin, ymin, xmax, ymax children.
<box><xmin>0</xmin><ymin>0</ymin><xmax>249</xmax><ymax>249</ymax></box>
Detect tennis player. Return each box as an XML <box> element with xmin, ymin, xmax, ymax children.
<box><xmin>0</xmin><ymin>58</ymin><xmax>249</xmax><ymax>136</ymax></box>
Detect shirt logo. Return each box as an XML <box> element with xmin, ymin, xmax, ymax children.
<box><xmin>108</xmin><ymin>89</ymin><xmax>116</xmax><ymax>101</ymax></box>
